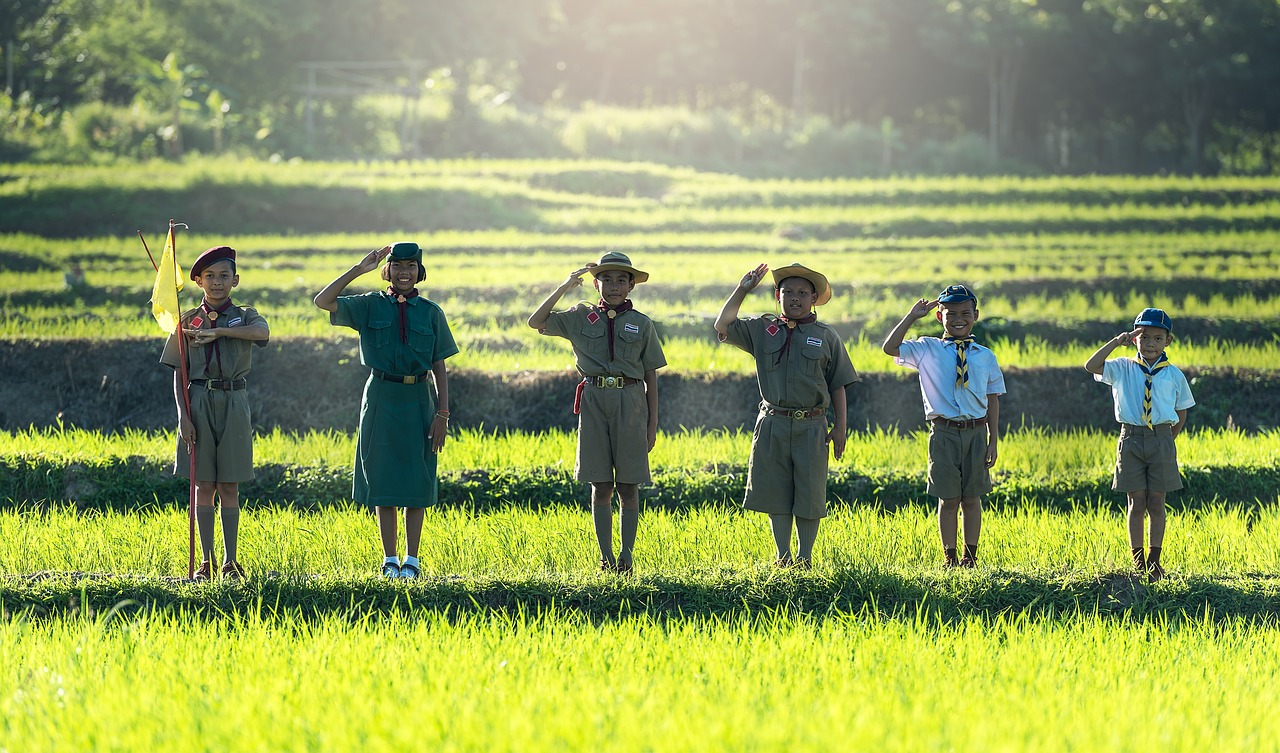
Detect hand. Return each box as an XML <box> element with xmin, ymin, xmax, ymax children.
<box><xmin>1115</xmin><ymin>329</ymin><xmax>1140</xmax><ymax>346</ymax></box>
<box><xmin>739</xmin><ymin>263</ymin><xmax>768</xmax><ymax>291</ymax></box>
<box><xmin>353</xmin><ymin>245</ymin><xmax>392</xmax><ymax>276</ymax></box>
<box><xmin>563</xmin><ymin>264</ymin><xmax>595</xmax><ymax>289</ymax></box>
<box><xmin>827</xmin><ymin>425</ymin><xmax>847</xmax><ymax>460</ymax></box>
<box><xmin>647</xmin><ymin>424</ymin><xmax>658</xmax><ymax>453</ymax></box>
<box><xmin>429</xmin><ymin>415</ymin><xmax>448</xmax><ymax>453</ymax></box>
<box><xmin>184</xmin><ymin>327</ymin><xmax>224</xmax><ymax>346</ymax></box>
<box><xmin>178</xmin><ymin>415</ymin><xmax>195</xmax><ymax>447</ymax></box>
<box><xmin>908</xmin><ymin>298</ymin><xmax>939</xmax><ymax>320</ymax></box>
<box><xmin>985</xmin><ymin>440</ymin><xmax>998</xmax><ymax>468</ymax></box>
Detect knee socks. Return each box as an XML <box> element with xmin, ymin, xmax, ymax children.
<box><xmin>220</xmin><ymin>506</ymin><xmax>240</xmax><ymax>564</ymax></box>
<box><xmin>196</xmin><ymin>506</ymin><xmax>217</xmax><ymax>562</ymax></box>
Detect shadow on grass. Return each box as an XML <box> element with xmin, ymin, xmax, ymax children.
<box><xmin>5</xmin><ymin>568</ymin><xmax>1279</xmax><ymax>625</ymax></box>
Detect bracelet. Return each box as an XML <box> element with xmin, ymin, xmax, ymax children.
<box><xmin>435</xmin><ymin>410</ymin><xmax>450</xmax><ymax>420</ymax></box>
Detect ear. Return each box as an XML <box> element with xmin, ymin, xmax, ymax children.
<box><xmin>774</xmin><ymin>288</ymin><xmax>780</xmax><ymax>301</ymax></box>
<box><xmin>973</xmin><ymin>307</ymin><xmax>979</xmax><ymax>322</ymax></box>
<box><xmin>380</xmin><ymin>264</ymin><xmax>391</xmax><ymax>282</ymax></box>
<box><xmin>231</xmin><ymin>274</ymin><xmax>240</xmax><ymax>288</ymax></box>
<box><xmin>935</xmin><ymin>310</ymin><xmax>943</xmax><ymax>322</ymax></box>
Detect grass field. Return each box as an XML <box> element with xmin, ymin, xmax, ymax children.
<box><xmin>4</xmin><ymin>160</ymin><xmax>1280</xmax><ymax>751</ymax></box>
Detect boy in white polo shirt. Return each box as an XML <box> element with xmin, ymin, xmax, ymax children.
<box><xmin>883</xmin><ymin>285</ymin><xmax>1005</xmax><ymax>568</ymax></box>
<box><xmin>1085</xmin><ymin>307</ymin><xmax>1194</xmax><ymax>582</ymax></box>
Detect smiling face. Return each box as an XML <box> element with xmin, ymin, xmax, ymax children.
<box><xmin>1133</xmin><ymin>325</ymin><xmax>1172</xmax><ymax>362</ymax></box>
<box><xmin>195</xmin><ymin>260</ymin><xmax>238</xmax><ymax>305</ymax></box>
<box><xmin>938</xmin><ymin>299</ymin><xmax>978</xmax><ymax>338</ymax></box>
<box><xmin>776</xmin><ymin>276</ymin><xmax>817</xmax><ymax>319</ymax></box>
<box><xmin>386</xmin><ymin>259</ymin><xmax>420</xmax><ymax>293</ymax></box>
<box><xmin>593</xmin><ymin>270</ymin><xmax>634</xmax><ymax>306</ymax></box>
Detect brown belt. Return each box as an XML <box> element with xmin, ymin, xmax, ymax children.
<box><xmin>584</xmin><ymin>376</ymin><xmax>642</xmax><ymax>389</ymax></box>
<box><xmin>190</xmin><ymin>378</ymin><xmax>246</xmax><ymax>391</ymax></box>
<box><xmin>371</xmin><ymin>369</ymin><xmax>430</xmax><ymax>384</ymax></box>
<box><xmin>931</xmin><ymin>416</ymin><xmax>988</xmax><ymax>430</ymax></box>
<box><xmin>762</xmin><ymin>402</ymin><xmax>825</xmax><ymax>420</ymax></box>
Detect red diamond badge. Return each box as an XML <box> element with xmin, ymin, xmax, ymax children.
<box><xmin>586</xmin><ymin>310</ymin><xmax>600</xmax><ymax>324</ymax></box>
<box><xmin>765</xmin><ymin>324</ymin><xmax>780</xmax><ymax>336</ymax></box>
<box><xmin>190</xmin><ymin>316</ymin><xmax>204</xmax><ymax>329</ymax></box>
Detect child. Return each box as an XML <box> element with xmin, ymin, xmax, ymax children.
<box><xmin>713</xmin><ymin>263</ymin><xmax>858</xmax><ymax>569</ymax></box>
<box><xmin>528</xmin><ymin>251</ymin><xmax>666</xmax><ymax>573</ymax></box>
<box><xmin>313</xmin><ymin>242</ymin><xmax>458</xmax><ymax>579</ymax></box>
<box><xmin>1085</xmin><ymin>308</ymin><xmax>1194</xmax><ymax>582</ymax></box>
<box><xmin>159</xmin><ymin>246</ymin><xmax>270</xmax><ymax>581</ymax></box>
<box><xmin>882</xmin><ymin>285</ymin><xmax>1004</xmax><ymax>568</ymax></box>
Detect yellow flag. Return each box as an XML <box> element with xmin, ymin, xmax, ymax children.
<box><xmin>150</xmin><ymin>226</ymin><xmax>185</xmax><ymax>333</ymax></box>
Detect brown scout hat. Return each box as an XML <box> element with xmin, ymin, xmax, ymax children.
<box><xmin>589</xmin><ymin>251</ymin><xmax>649</xmax><ymax>284</ymax></box>
<box><xmin>190</xmin><ymin>246</ymin><xmax>236</xmax><ymax>280</ymax></box>
<box><xmin>771</xmin><ymin>262</ymin><xmax>831</xmax><ymax>305</ymax></box>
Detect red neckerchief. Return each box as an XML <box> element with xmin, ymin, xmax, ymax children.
<box><xmin>199</xmin><ymin>299</ymin><xmax>234</xmax><ymax>375</ymax></box>
<box><xmin>775</xmin><ymin>313</ymin><xmax>817</xmax><ymax>364</ymax></box>
<box><xmin>597</xmin><ymin>298</ymin><xmax>634</xmax><ymax>361</ymax></box>
<box><xmin>387</xmin><ymin>287</ymin><xmax>420</xmax><ymax>343</ymax></box>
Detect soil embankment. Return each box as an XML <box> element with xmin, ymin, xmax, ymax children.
<box><xmin>2</xmin><ymin>339</ymin><xmax>1276</xmax><ymax>433</ymax></box>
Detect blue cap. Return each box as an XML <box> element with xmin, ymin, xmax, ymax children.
<box><xmin>937</xmin><ymin>284</ymin><xmax>978</xmax><ymax>306</ymax></box>
<box><xmin>1133</xmin><ymin>307</ymin><xmax>1172</xmax><ymax>333</ymax></box>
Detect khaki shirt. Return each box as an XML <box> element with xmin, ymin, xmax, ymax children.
<box><xmin>542</xmin><ymin>303</ymin><xmax>666</xmax><ymax>379</ymax></box>
<box><xmin>159</xmin><ymin>303</ymin><xmax>268</xmax><ymax>379</ymax></box>
<box><xmin>723</xmin><ymin>316</ymin><xmax>859</xmax><ymax>408</ymax></box>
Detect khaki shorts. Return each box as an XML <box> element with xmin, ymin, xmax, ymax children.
<box><xmin>175</xmin><ymin>386</ymin><xmax>255</xmax><ymax>483</ymax></box>
<box><xmin>1113</xmin><ymin>424</ymin><xmax>1182</xmax><ymax>493</ymax></box>
<box><xmin>743</xmin><ymin>412</ymin><xmax>830</xmax><ymax>519</ymax></box>
<box><xmin>926</xmin><ymin>423</ymin><xmax>992</xmax><ymax>499</ymax></box>
<box><xmin>576</xmin><ymin>381</ymin><xmax>652</xmax><ymax>484</ymax></box>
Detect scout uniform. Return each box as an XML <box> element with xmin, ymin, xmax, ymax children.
<box><xmin>539</xmin><ymin>253</ymin><xmax>666</xmax><ymax>484</ymax></box>
<box><xmin>721</xmin><ymin>264</ymin><xmax>859</xmax><ymax>519</ymax></box>
<box><xmin>1096</xmin><ymin>308</ymin><xmax>1195</xmax><ymax>492</ymax></box>
<box><xmin>895</xmin><ymin>285</ymin><xmax>1006</xmax><ymax>499</ymax></box>
<box><xmin>159</xmin><ymin>250</ymin><xmax>268</xmax><ymax>482</ymax></box>
<box><xmin>331</xmin><ymin>245</ymin><xmax>458</xmax><ymax>507</ymax></box>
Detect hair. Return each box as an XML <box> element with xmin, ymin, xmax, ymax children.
<box><xmin>381</xmin><ymin>258</ymin><xmax>426</xmax><ymax>282</ymax></box>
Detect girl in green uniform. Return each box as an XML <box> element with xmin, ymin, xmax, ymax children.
<box><xmin>314</xmin><ymin>242</ymin><xmax>458</xmax><ymax>578</ymax></box>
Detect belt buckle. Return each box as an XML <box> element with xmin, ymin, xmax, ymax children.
<box><xmin>603</xmin><ymin>376</ymin><xmax>619</xmax><ymax>388</ymax></box>
<box><xmin>791</xmin><ymin>409</ymin><xmax>806</xmax><ymax>420</ymax></box>
<box><xmin>404</xmin><ymin>374</ymin><xmax>417</xmax><ymax>384</ymax></box>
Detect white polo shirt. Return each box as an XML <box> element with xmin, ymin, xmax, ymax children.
<box><xmin>896</xmin><ymin>337</ymin><xmax>1006</xmax><ymax>421</ymax></box>
<box><xmin>1096</xmin><ymin>358</ymin><xmax>1195</xmax><ymax>426</ymax></box>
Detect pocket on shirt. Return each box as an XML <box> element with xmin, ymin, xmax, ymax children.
<box><xmin>368</xmin><ymin>317</ymin><xmax>394</xmax><ymax>349</ymax></box>
<box><xmin>799</xmin><ymin>343</ymin><xmax>824</xmax><ymax>378</ymax></box>
<box><xmin>617</xmin><ymin>328</ymin><xmax>643</xmax><ymax>361</ymax></box>
<box><xmin>762</xmin><ymin>333</ymin><xmax>785</xmax><ymax>372</ymax></box>
<box><xmin>408</xmin><ymin>318</ymin><xmax>436</xmax><ymax>358</ymax></box>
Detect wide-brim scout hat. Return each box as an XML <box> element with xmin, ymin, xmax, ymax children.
<box><xmin>771</xmin><ymin>263</ymin><xmax>831</xmax><ymax>305</ymax></box>
<box><xmin>937</xmin><ymin>284</ymin><xmax>978</xmax><ymax>307</ymax></box>
<box><xmin>590</xmin><ymin>251</ymin><xmax>649</xmax><ymax>284</ymax></box>
<box><xmin>389</xmin><ymin>241</ymin><xmax>423</xmax><ymax>265</ymax></box>
<box><xmin>1133</xmin><ymin>307</ymin><xmax>1173</xmax><ymax>333</ymax></box>
<box><xmin>190</xmin><ymin>246</ymin><xmax>236</xmax><ymax>280</ymax></box>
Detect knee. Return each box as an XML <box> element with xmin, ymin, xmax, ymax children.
<box><xmin>1146</xmin><ymin>494</ymin><xmax>1167</xmax><ymax>515</ymax></box>
<box><xmin>939</xmin><ymin>497</ymin><xmax>961</xmax><ymax>512</ymax></box>
<box><xmin>960</xmin><ymin>497</ymin><xmax>982</xmax><ymax>514</ymax></box>
<box><xmin>215</xmin><ymin>483</ymin><xmax>239</xmax><ymax>505</ymax></box>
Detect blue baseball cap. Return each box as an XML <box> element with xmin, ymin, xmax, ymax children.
<box><xmin>937</xmin><ymin>284</ymin><xmax>978</xmax><ymax>306</ymax></box>
<box><xmin>1133</xmin><ymin>308</ymin><xmax>1172</xmax><ymax>333</ymax></box>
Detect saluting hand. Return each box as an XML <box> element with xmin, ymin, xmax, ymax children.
<box><xmin>739</xmin><ymin>263</ymin><xmax>768</xmax><ymax>291</ymax></box>
<box><xmin>1115</xmin><ymin>329</ymin><xmax>1141</xmax><ymax>346</ymax></box>
<box><xmin>563</xmin><ymin>263</ymin><xmax>595</xmax><ymax>289</ymax></box>
<box><xmin>353</xmin><ymin>245</ymin><xmax>392</xmax><ymax>276</ymax></box>
<box><xmin>908</xmin><ymin>298</ymin><xmax>939</xmax><ymax>320</ymax></box>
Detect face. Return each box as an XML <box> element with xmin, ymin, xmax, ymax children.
<box><xmin>593</xmin><ymin>270</ymin><xmax>634</xmax><ymax>305</ymax></box>
<box><xmin>777</xmin><ymin>277</ymin><xmax>817</xmax><ymax>318</ymax></box>
<box><xmin>1133</xmin><ymin>326</ymin><xmax>1171</xmax><ymax>361</ymax></box>
<box><xmin>195</xmin><ymin>260</ymin><xmax>238</xmax><ymax>304</ymax></box>
<box><xmin>938</xmin><ymin>300</ymin><xmax>978</xmax><ymax>337</ymax></box>
<box><xmin>387</xmin><ymin>259</ymin><xmax>420</xmax><ymax>292</ymax></box>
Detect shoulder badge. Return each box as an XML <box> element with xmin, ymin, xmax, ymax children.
<box><xmin>586</xmin><ymin>309</ymin><xmax>600</xmax><ymax>325</ymax></box>
<box><xmin>189</xmin><ymin>316</ymin><xmax>204</xmax><ymax>329</ymax></box>
<box><xmin>765</xmin><ymin>323</ymin><xmax>780</xmax><ymax>337</ymax></box>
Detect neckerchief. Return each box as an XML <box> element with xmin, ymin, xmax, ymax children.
<box><xmin>944</xmin><ymin>335</ymin><xmax>976</xmax><ymax>388</ymax></box>
<box><xmin>387</xmin><ymin>287</ymin><xmax>420</xmax><ymax>343</ymax></box>
<box><xmin>199</xmin><ymin>299</ymin><xmax>234</xmax><ymax>375</ymax></box>
<box><xmin>597</xmin><ymin>298</ymin><xmax>634</xmax><ymax>361</ymax></box>
<box><xmin>1134</xmin><ymin>352</ymin><xmax>1170</xmax><ymax>428</ymax></box>
<box><xmin>775</xmin><ymin>313</ymin><xmax>818</xmax><ymax>364</ymax></box>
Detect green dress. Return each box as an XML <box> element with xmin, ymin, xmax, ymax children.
<box><xmin>332</xmin><ymin>292</ymin><xmax>458</xmax><ymax>507</ymax></box>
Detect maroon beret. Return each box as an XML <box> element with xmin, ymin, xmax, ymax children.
<box><xmin>190</xmin><ymin>246</ymin><xmax>237</xmax><ymax>280</ymax></box>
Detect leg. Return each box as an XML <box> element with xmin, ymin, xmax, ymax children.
<box><xmin>938</xmin><ymin>497</ymin><xmax>961</xmax><ymax>565</ymax></box>
<box><xmin>1126</xmin><ymin>491</ymin><xmax>1148</xmax><ymax>569</ymax></box>
<box><xmin>616</xmin><ymin>483</ymin><xmax>640</xmax><ymax>571</ymax></box>
<box><xmin>216</xmin><ymin>482</ymin><xmax>240</xmax><ymax>566</ymax></box>
<box><xmin>194</xmin><ymin>480</ymin><xmax>218</xmax><ymax>566</ymax></box>
<box><xmin>959</xmin><ymin>496</ymin><xmax>982</xmax><ymax>566</ymax></box>
<box><xmin>769</xmin><ymin>514</ymin><xmax>794</xmax><ymax>564</ymax></box>
<box><xmin>404</xmin><ymin>507</ymin><xmax>425</xmax><ymax>559</ymax></box>
<box><xmin>376</xmin><ymin>506</ymin><xmax>399</xmax><ymax>558</ymax></box>
<box><xmin>1146</xmin><ymin>491</ymin><xmax>1167</xmax><ymax>580</ymax></box>
<box><xmin>590</xmin><ymin>482</ymin><xmax>616</xmax><ymax>567</ymax></box>
<box><xmin>795</xmin><ymin>516</ymin><xmax>820</xmax><ymax>567</ymax></box>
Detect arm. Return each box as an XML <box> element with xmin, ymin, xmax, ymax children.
<box><xmin>173</xmin><ymin>369</ymin><xmax>194</xmax><ymax>447</ymax></box>
<box><xmin>984</xmin><ymin>393</ymin><xmax>1000</xmax><ymax>468</ymax></box>
<box><xmin>528</xmin><ymin>265</ymin><xmax>594</xmax><ymax>331</ymax></box>
<box><xmin>713</xmin><ymin>264</ymin><xmax>768</xmax><ymax>339</ymax></box>
<box><xmin>827</xmin><ymin>384</ymin><xmax>847</xmax><ymax>460</ymax></box>
<box><xmin>644</xmin><ymin>367</ymin><xmax>659</xmax><ymax>452</ymax></box>
<box><xmin>314</xmin><ymin>245</ymin><xmax>391</xmax><ymax>313</ymax></box>
<box><xmin>1171</xmin><ymin>408</ymin><xmax>1188</xmax><ymax>439</ymax></box>
<box><xmin>430</xmin><ymin>359</ymin><xmax>449</xmax><ymax>453</ymax></box>
<box><xmin>882</xmin><ymin>298</ymin><xmax>937</xmax><ymax>356</ymax></box>
<box><xmin>187</xmin><ymin>320</ymin><xmax>269</xmax><ymax>345</ymax></box>
<box><xmin>1084</xmin><ymin>330</ymin><xmax>1137</xmax><ymax>375</ymax></box>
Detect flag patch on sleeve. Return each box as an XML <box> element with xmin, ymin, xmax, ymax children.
<box><xmin>806</xmin><ymin>337</ymin><xmax>823</xmax><ymax>346</ymax></box>
<box><xmin>586</xmin><ymin>310</ymin><xmax>600</xmax><ymax>324</ymax></box>
<box><xmin>227</xmin><ymin>317</ymin><xmax>242</xmax><ymax>327</ymax></box>
<box><xmin>765</xmin><ymin>324</ymin><xmax>780</xmax><ymax>336</ymax></box>
<box><xmin>623</xmin><ymin>323</ymin><xmax>640</xmax><ymax>333</ymax></box>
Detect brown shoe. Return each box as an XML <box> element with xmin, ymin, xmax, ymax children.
<box><xmin>221</xmin><ymin>561</ymin><xmax>246</xmax><ymax>580</ymax></box>
<box><xmin>193</xmin><ymin>561</ymin><xmax>213</xmax><ymax>582</ymax></box>
<box><xmin>1147</xmin><ymin>562</ymin><xmax>1166</xmax><ymax>583</ymax></box>
<box><xmin>794</xmin><ymin>557</ymin><xmax>813</xmax><ymax>571</ymax></box>
<box><xmin>599</xmin><ymin>558</ymin><xmax>618</xmax><ymax>573</ymax></box>
<box><xmin>773</xmin><ymin>554</ymin><xmax>795</xmax><ymax>568</ymax></box>
<box><xmin>943</xmin><ymin>554</ymin><xmax>960</xmax><ymax>568</ymax></box>
<box><xmin>959</xmin><ymin>555</ymin><xmax>977</xmax><ymax>569</ymax></box>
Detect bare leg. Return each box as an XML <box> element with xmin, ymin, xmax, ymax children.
<box><xmin>769</xmin><ymin>514</ymin><xmax>793</xmax><ymax>563</ymax></box>
<box><xmin>1126</xmin><ymin>491</ymin><xmax>1149</xmax><ymax>550</ymax></box>
<box><xmin>616</xmin><ymin>483</ymin><xmax>639</xmax><ymax>568</ymax></box>
<box><xmin>795</xmin><ymin>516</ymin><xmax>820</xmax><ymax>565</ymax></box>
<box><xmin>1146</xmin><ymin>492</ymin><xmax>1167</xmax><ymax>549</ymax></box>
<box><xmin>376</xmin><ymin>506</ymin><xmax>398</xmax><ymax>558</ymax></box>
<box><xmin>404</xmin><ymin>507</ymin><xmax>425</xmax><ymax>559</ymax></box>
<box><xmin>591</xmin><ymin>482</ymin><xmax>616</xmax><ymax>566</ymax></box>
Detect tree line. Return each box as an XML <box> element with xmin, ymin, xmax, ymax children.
<box><xmin>3</xmin><ymin>0</ymin><xmax>1279</xmax><ymax>173</ymax></box>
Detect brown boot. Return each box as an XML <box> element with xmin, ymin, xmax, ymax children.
<box><xmin>193</xmin><ymin>561</ymin><xmax>213</xmax><ymax>582</ymax></box>
<box><xmin>220</xmin><ymin>561</ymin><xmax>246</xmax><ymax>580</ymax></box>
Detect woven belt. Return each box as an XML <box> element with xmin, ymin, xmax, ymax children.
<box><xmin>371</xmin><ymin>369</ymin><xmax>430</xmax><ymax>384</ymax></box>
<box><xmin>585</xmin><ymin>375</ymin><xmax>642</xmax><ymax>389</ymax></box>
<box><xmin>931</xmin><ymin>416</ymin><xmax>988</xmax><ymax>430</ymax></box>
<box><xmin>190</xmin><ymin>378</ymin><xmax>246</xmax><ymax>391</ymax></box>
<box><xmin>762</xmin><ymin>403</ymin><xmax>825</xmax><ymax>420</ymax></box>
